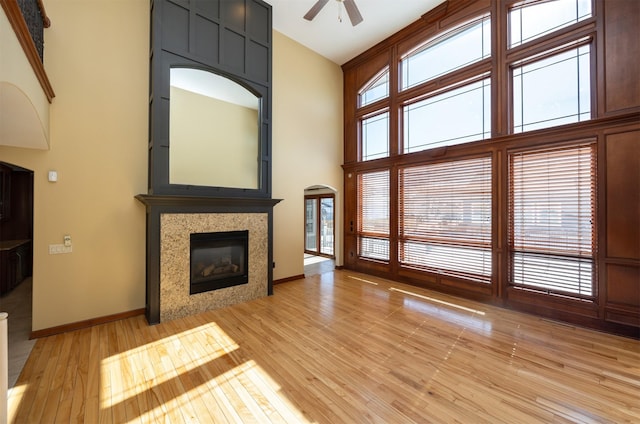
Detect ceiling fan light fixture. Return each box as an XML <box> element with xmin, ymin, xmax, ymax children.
<box><xmin>303</xmin><ymin>0</ymin><xmax>363</xmax><ymax>26</ymax></box>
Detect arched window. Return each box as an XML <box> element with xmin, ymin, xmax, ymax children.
<box><xmin>358</xmin><ymin>68</ymin><xmax>389</xmax><ymax>107</ymax></box>
<box><xmin>401</xmin><ymin>16</ymin><xmax>491</xmax><ymax>90</ymax></box>
<box><xmin>357</xmin><ymin>68</ymin><xmax>390</xmax><ymax>161</ymax></box>
<box><xmin>400</xmin><ymin>16</ymin><xmax>492</xmax><ymax>153</ymax></box>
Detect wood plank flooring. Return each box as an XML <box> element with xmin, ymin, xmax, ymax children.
<box><xmin>8</xmin><ymin>270</ymin><xmax>640</xmax><ymax>423</ymax></box>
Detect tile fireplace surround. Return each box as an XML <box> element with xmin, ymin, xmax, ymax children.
<box><xmin>136</xmin><ymin>195</ymin><xmax>281</xmax><ymax>324</ymax></box>
<box><xmin>160</xmin><ymin>212</ymin><xmax>267</xmax><ymax>322</ymax></box>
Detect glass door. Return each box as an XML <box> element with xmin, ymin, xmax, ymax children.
<box><xmin>320</xmin><ymin>197</ymin><xmax>334</xmax><ymax>256</ymax></box>
<box><xmin>305</xmin><ymin>194</ymin><xmax>335</xmax><ymax>257</ymax></box>
<box><xmin>305</xmin><ymin>198</ymin><xmax>318</xmax><ymax>253</ymax></box>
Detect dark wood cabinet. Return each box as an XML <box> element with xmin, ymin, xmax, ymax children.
<box><xmin>0</xmin><ymin>163</ymin><xmax>34</xmax><ymax>296</ymax></box>
<box><xmin>0</xmin><ymin>239</ymin><xmax>31</xmax><ymax>296</ymax></box>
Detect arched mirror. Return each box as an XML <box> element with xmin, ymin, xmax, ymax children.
<box><xmin>169</xmin><ymin>68</ymin><xmax>261</xmax><ymax>190</ymax></box>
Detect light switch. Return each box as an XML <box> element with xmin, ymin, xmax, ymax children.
<box><xmin>48</xmin><ymin>171</ymin><xmax>58</xmax><ymax>182</ymax></box>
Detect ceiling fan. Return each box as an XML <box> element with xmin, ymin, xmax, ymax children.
<box><xmin>304</xmin><ymin>0</ymin><xmax>364</xmax><ymax>26</ymax></box>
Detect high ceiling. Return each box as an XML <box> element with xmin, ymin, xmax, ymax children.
<box><xmin>265</xmin><ymin>0</ymin><xmax>445</xmax><ymax>65</ymax></box>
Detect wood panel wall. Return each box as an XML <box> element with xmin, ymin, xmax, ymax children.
<box><xmin>604</xmin><ymin>129</ymin><xmax>640</xmax><ymax>327</ymax></box>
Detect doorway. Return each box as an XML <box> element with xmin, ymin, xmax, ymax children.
<box><xmin>304</xmin><ymin>186</ymin><xmax>336</xmax><ymax>277</ymax></box>
<box><xmin>0</xmin><ymin>161</ymin><xmax>35</xmax><ymax>388</ymax></box>
<box><xmin>304</xmin><ymin>193</ymin><xmax>334</xmax><ymax>258</ymax></box>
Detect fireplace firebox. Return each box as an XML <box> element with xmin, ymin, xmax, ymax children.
<box><xmin>190</xmin><ymin>230</ymin><xmax>248</xmax><ymax>295</ymax></box>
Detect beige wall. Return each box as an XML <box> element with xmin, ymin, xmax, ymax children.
<box><xmin>272</xmin><ymin>32</ymin><xmax>344</xmax><ymax>280</ymax></box>
<box><xmin>0</xmin><ymin>5</ymin><xmax>342</xmax><ymax>331</ymax></box>
<box><xmin>0</xmin><ymin>0</ymin><xmax>149</xmax><ymax>330</ymax></box>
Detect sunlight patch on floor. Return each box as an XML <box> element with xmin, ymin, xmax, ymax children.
<box><xmin>101</xmin><ymin>322</ymin><xmax>238</xmax><ymax>410</ymax></box>
<box><xmin>389</xmin><ymin>287</ymin><xmax>485</xmax><ymax>315</ymax></box>
<box><xmin>7</xmin><ymin>383</ymin><xmax>28</xmax><ymax>423</ymax></box>
<box><xmin>303</xmin><ymin>255</ymin><xmax>332</xmax><ymax>265</ymax></box>
<box><xmin>99</xmin><ymin>321</ymin><xmax>315</xmax><ymax>423</ymax></box>
<box><xmin>346</xmin><ymin>275</ymin><xmax>379</xmax><ymax>285</ymax></box>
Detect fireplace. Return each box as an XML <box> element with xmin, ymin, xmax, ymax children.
<box><xmin>134</xmin><ymin>196</ymin><xmax>280</xmax><ymax>324</ymax></box>
<box><xmin>139</xmin><ymin>0</ymin><xmax>276</xmax><ymax>325</ymax></box>
<box><xmin>190</xmin><ymin>230</ymin><xmax>248</xmax><ymax>294</ymax></box>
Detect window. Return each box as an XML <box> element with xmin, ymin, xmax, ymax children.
<box><xmin>513</xmin><ymin>44</ymin><xmax>591</xmax><ymax>133</ymax></box>
<box><xmin>401</xmin><ymin>17</ymin><xmax>491</xmax><ymax>90</ymax></box>
<box><xmin>361</xmin><ymin>112</ymin><xmax>389</xmax><ymax>161</ymax></box>
<box><xmin>359</xmin><ymin>70</ymin><xmax>390</xmax><ymax>161</ymax></box>
<box><xmin>399</xmin><ymin>157</ymin><xmax>492</xmax><ymax>282</ymax></box>
<box><xmin>341</xmin><ymin>0</ymin><xmax>626</xmax><ymax>332</ymax></box>
<box><xmin>403</xmin><ymin>78</ymin><xmax>491</xmax><ymax>153</ymax></box>
<box><xmin>357</xmin><ymin>170</ymin><xmax>390</xmax><ymax>261</ymax></box>
<box><xmin>509</xmin><ymin>0</ymin><xmax>592</xmax><ymax>48</ymax></box>
<box><xmin>509</xmin><ymin>143</ymin><xmax>595</xmax><ymax>298</ymax></box>
<box><xmin>359</xmin><ymin>68</ymin><xmax>389</xmax><ymax>107</ymax></box>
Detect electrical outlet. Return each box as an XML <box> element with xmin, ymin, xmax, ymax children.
<box><xmin>49</xmin><ymin>244</ymin><xmax>73</xmax><ymax>255</ymax></box>
<box><xmin>63</xmin><ymin>235</ymin><xmax>72</xmax><ymax>247</ymax></box>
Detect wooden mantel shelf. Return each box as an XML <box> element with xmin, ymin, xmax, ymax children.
<box><xmin>135</xmin><ymin>194</ymin><xmax>282</xmax><ymax>209</ymax></box>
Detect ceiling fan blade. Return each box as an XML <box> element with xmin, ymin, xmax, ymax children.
<box><xmin>343</xmin><ymin>0</ymin><xmax>363</xmax><ymax>26</ymax></box>
<box><xmin>303</xmin><ymin>0</ymin><xmax>330</xmax><ymax>21</ymax></box>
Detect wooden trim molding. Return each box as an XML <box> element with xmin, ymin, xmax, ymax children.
<box><xmin>273</xmin><ymin>274</ymin><xmax>305</xmax><ymax>285</ymax></box>
<box><xmin>420</xmin><ymin>0</ymin><xmax>478</xmax><ymax>25</ymax></box>
<box><xmin>0</xmin><ymin>0</ymin><xmax>55</xmax><ymax>102</ymax></box>
<box><xmin>30</xmin><ymin>308</ymin><xmax>145</xmax><ymax>339</ymax></box>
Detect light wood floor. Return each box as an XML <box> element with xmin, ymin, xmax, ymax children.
<box><xmin>8</xmin><ymin>270</ymin><xmax>640</xmax><ymax>423</ymax></box>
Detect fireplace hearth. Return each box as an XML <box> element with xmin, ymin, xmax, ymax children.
<box><xmin>190</xmin><ymin>230</ymin><xmax>248</xmax><ymax>294</ymax></box>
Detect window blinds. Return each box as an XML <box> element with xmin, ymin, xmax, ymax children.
<box><xmin>509</xmin><ymin>143</ymin><xmax>595</xmax><ymax>297</ymax></box>
<box><xmin>357</xmin><ymin>170</ymin><xmax>390</xmax><ymax>261</ymax></box>
<box><xmin>398</xmin><ymin>157</ymin><xmax>492</xmax><ymax>282</ymax></box>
